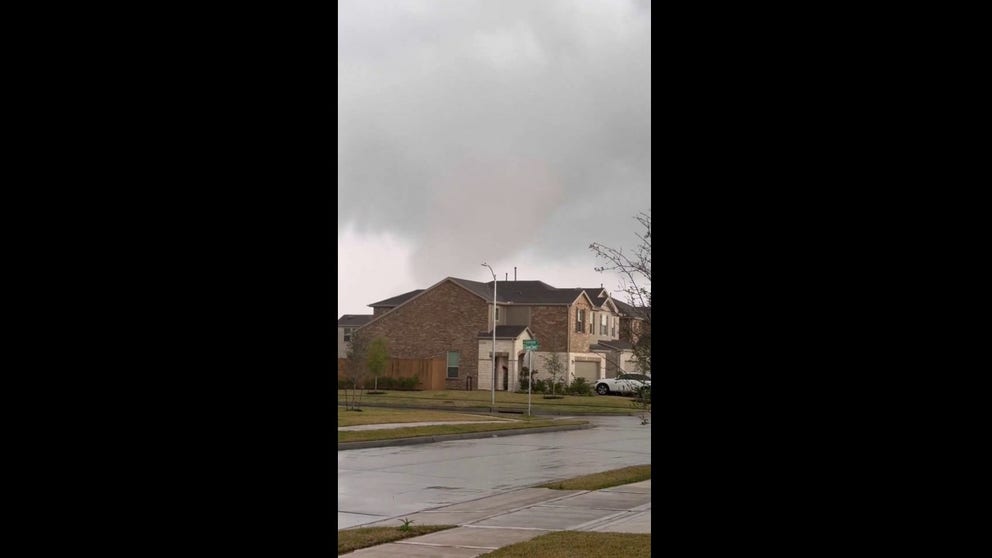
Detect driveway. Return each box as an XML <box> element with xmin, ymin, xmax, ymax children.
<box><xmin>338</xmin><ymin>415</ymin><xmax>651</xmax><ymax>529</ymax></box>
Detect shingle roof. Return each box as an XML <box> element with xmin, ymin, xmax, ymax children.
<box><xmin>338</xmin><ymin>314</ymin><xmax>374</xmax><ymax>327</ymax></box>
<box><xmin>477</xmin><ymin>325</ymin><xmax>531</xmax><ymax>339</ymax></box>
<box><xmin>582</xmin><ymin>287</ymin><xmax>607</xmax><ymax>299</ymax></box>
<box><xmin>366</xmin><ymin>278</ymin><xmax>601</xmax><ymax>313</ymax></box>
<box><xmin>448</xmin><ymin>278</ymin><xmax>495</xmax><ymax>301</ymax></box>
<box><xmin>590</xmin><ymin>339</ymin><xmax>635</xmax><ymax>351</ymax></box>
<box><xmin>613</xmin><ymin>299</ymin><xmax>650</xmax><ymax>319</ymax></box>
<box><xmin>367</xmin><ymin>289</ymin><xmax>424</xmax><ymax>308</ymax></box>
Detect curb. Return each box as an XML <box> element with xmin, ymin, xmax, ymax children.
<box><xmin>336</xmin><ymin>400</ymin><xmax>639</xmax><ymax>416</ymax></box>
<box><xmin>338</xmin><ymin>423</ymin><xmax>594</xmax><ymax>451</ymax></box>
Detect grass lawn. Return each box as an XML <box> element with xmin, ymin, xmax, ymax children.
<box><xmin>337</xmin><ymin>389</ymin><xmax>639</xmax><ymax>414</ymax></box>
<box><xmin>338</xmin><ymin>525</ymin><xmax>455</xmax><ymax>555</ymax></box>
<box><xmin>478</xmin><ymin>531</ymin><xmax>650</xmax><ymax>557</ymax></box>
<box><xmin>338</xmin><ymin>406</ymin><xmax>503</xmax><ymax>427</ymax></box>
<box><xmin>539</xmin><ymin>464</ymin><xmax>651</xmax><ymax>491</ymax></box>
<box><xmin>338</xmin><ymin>417</ymin><xmax>587</xmax><ymax>443</ymax></box>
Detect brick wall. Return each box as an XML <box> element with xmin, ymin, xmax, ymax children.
<box><xmin>357</xmin><ymin>280</ymin><xmax>488</xmax><ymax>389</ymax></box>
<box><xmin>529</xmin><ymin>305</ymin><xmax>568</xmax><ymax>352</ymax></box>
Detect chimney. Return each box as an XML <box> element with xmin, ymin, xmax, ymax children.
<box><xmin>505</xmin><ymin>273</ymin><xmax>508</xmax><ymax>281</ymax></box>
<box><xmin>514</xmin><ymin>267</ymin><xmax>517</xmax><ymax>281</ymax></box>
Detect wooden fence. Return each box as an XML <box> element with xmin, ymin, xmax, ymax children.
<box><xmin>337</xmin><ymin>357</ymin><xmax>447</xmax><ymax>391</ymax></box>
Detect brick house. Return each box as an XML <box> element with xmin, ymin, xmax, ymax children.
<box><xmin>350</xmin><ymin>277</ymin><xmax>647</xmax><ymax>391</ymax></box>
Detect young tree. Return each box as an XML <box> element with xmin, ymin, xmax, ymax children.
<box><xmin>590</xmin><ymin>212</ymin><xmax>651</xmax><ymax>374</ymax></box>
<box><xmin>366</xmin><ymin>337</ymin><xmax>389</xmax><ymax>392</ymax></box>
<box><xmin>543</xmin><ymin>352</ymin><xmax>565</xmax><ymax>397</ymax></box>
<box><xmin>343</xmin><ymin>329</ymin><xmax>369</xmax><ymax>410</ymax></box>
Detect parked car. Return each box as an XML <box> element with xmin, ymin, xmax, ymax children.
<box><xmin>594</xmin><ymin>373</ymin><xmax>648</xmax><ymax>396</ymax></box>
<box><xmin>620</xmin><ymin>373</ymin><xmax>651</xmax><ymax>387</ymax></box>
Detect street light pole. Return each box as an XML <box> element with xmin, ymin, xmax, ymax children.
<box><xmin>482</xmin><ymin>262</ymin><xmax>497</xmax><ymax>414</ymax></box>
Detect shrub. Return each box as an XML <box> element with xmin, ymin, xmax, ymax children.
<box><xmin>566</xmin><ymin>377</ymin><xmax>593</xmax><ymax>396</ymax></box>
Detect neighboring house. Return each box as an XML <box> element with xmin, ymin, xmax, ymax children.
<box><xmin>368</xmin><ymin>289</ymin><xmax>423</xmax><ymax>317</ymax></box>
<box><xmin>351</xmin><ymin>277</ymin><xmax>633</xmax><ymax>391</ymax></box>
<box><xmin>337</xmin><ymin>314</ymin><xmax>374</xmax><ymax>358</ymax></box>
<box><xmin>611</xmin><ymin>298</ymin><xmax>651</xmax><ymax>373</ymax></box>
<box><xmin>613</xmin><ymin>299</ymin><xmax>650</xmax><ymax>344</ymax></box>
<box><xmin>590</xmin><ymin>339</ymin><xmax>639</xmax><ymax>378</ymax></box>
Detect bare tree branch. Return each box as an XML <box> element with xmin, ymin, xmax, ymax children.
<box><xmin>590</xmin><ymin>212</ymin><xmax>651</xmax><ymax>373</ymax></box>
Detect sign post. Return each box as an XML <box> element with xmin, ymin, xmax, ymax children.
<box><xmin>523</xmin><ymin>339</ymin><xmax>539</xmax><ymax>416</ymax></box>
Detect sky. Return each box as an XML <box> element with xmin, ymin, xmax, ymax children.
<box><xmin>338</xmin><ymin>0</ymin><xmax>651</xmax><ymax>317</ymax></box>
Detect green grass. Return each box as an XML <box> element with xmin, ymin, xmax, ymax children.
<box><xmin>338</xmin><ymin>418</ymin><xmax>587</xmax><ymax>443</ymax></box>
<box><xmin>478</xmin><ymin>531</ymin><xmax>650</xmax><ymax>557</ymax></box>
<box><xmin>539</xmin><ymin>464</ymin><xmax>651</xmax><ymax>491</ymax></box>
<box><xmin>337</xmin><ymin>389</ymin><xmax>638</xmax><ymax>414</ymax></box>
<box><xmin>337</xmin><ymin>525</ymin><xmax>455</xmax><ymax>555</ymax></box>
<box><xmin>338</xmin><ymin>406</ymin><xmax>501</xmax><ymax>427</ymax></box>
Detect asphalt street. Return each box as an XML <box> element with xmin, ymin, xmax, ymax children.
<box><xmin>338</xmin><ymin>415</ymin><xmax>651</xmax><ymax>529</ymax></box>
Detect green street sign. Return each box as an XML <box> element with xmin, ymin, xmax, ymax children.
<box><xmin>523</xmin><ymin>340</ymin><xmax>539</xmax><ymax>351</ymax></box>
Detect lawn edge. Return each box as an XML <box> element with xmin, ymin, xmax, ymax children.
<box><xmin>338</xmin><ymin>422</ymin><xmax>594</xmax><ymax>450</ymax></box>
<box><xmin>337</xmin><ymin>400</ymin><xmax>639</xmax><ymax>416</ymax></box>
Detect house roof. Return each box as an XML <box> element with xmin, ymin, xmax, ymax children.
<box><xmin>338</xmin><ymin>314</ymin><xmax>374</xmax><ymax>327</ymax></box>
<box><xmin>613</xmin><ymin>299</ymin><xmax>650</xmax><ymax>319</ymax></box>
<box><xmin>490</xmin><ymin>282</ymin><xmax>584</xmax><ymax>304</ymax></box>
<box><xmin>590</xmin><ymin>339</ymin><xmax>635</xmax><ymax>351</ymax></box>
<box><xmin>477</xmin><ymin>325</ymin><xmax>532</xmax><ymax>339</ymax></box>
<box><xmin>358</xmin><ymin>278</ymin><xmax>610</xmax><ymax>332</ymax></box>
<box><xmin>582</xmin><ymin>287</ymin><xmax>607</xmax><ymax>300</ymax></box>
<box><xmin>368</xmin><ymin>289</ymin><xmax>424</xmax><ymax>308</ymax></box>
<box><xmin>447</xmin><ymin>279</ymin><xmax>591</xmax><ymax>305</ymax></box>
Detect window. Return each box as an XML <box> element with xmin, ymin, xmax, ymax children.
<box><xmin>601</xmin><ymin>314</ymin><xmax>607</xmax><ymax>335</ymax></box>
<box><xmin>576</xmin><ymin>309</ymin><xmax>584</xmax><ymax>333</ymax></box>
<box><xmin>447</xmin><ymin>351</ymin><xmax>460</xmax><ymax>378</ymax></box>
<box><xmin>612</xmin><ymin>317</ymin><xmax>616</xmax><ymax>338</ymax></box>
<box><xmin>343</xmin><ymin>327</ymin><xmax>352</xmax><ymax>342</ymax></box>
<box><xmin>495</xmin><ymin>307</ymin><xmax>500</xmax><ymax>322</ymax></box>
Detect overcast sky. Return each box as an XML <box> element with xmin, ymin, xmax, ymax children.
<box><xmin>338</xmin><ymin>0</ymin><xmax>651</xmax><ymax>317</ymax></box>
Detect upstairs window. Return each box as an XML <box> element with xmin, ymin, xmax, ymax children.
<box><xmin>495</xmin><ymin>307</ymin><xmax>500</xmax><ymax>322</ymax></box>
<box><xmin>343</xmin><ymin>327</ymin><xmax>353</xmax><ymax>342</ymax></box>
<box><xmin>447</xmin><ymin>351</ymin><xmax>460</xmax><ymax>378</ymax></box>
<box><xmin>601</xmin><ymin>314</ymin><xmax>607</xmax><ymax>335</ymax></box>
<box><xmin>576</xmin><ymin>309</ymin><xmax>584</xmax><ymax>333</ymax></box>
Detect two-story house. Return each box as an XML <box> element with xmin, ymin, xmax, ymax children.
<box><xmin>349</xmin><ymin>277</ymin><xmax>644</xmax><ymax>391</ymax></box>
<box><xmin>336</xmin><ymin>314</ymin><xmax>374</xmax><ymax>358</ymax></box>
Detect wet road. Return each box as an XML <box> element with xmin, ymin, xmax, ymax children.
<box><xmin>338</xmin><ymin>415</ymin><xmax>651</xmax><ymax>529</ymax></box>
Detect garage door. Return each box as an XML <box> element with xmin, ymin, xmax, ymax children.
<box><xmin>574</xmin><ymin>361</ymin><xmax>600</xmax><ymax>382</ymax></box>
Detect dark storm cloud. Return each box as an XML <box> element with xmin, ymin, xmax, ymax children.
<box><xmin>339</xmin><ymin>0</ymin><xmax>650</xmax><ymax>285</ymax></box>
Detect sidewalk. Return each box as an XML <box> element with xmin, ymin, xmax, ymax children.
<box><xmin>339</xmin><ymin>419</ymin><xmax>518</xmax><ymax>431</ymax></box>
<box><xmin>340</xmin><ymin>480</ymin><xmax>651</xmax><ymax>556</ymax></box>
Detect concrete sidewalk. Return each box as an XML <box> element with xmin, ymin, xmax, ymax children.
<box><xmin>339</xmin><ymin>419</ymin><xmax>518</xmax><ymax>431</ymax></box>
<box><xmin>340</xmin><ymin>480</ymin><xmax>651</xmax><ymax>556</ymax></box>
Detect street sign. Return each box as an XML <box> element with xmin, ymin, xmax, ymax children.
<box><xmin>523</xmin><ymin>339</ymin><xmax>539</xmax><ymax>351</ymax></box>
